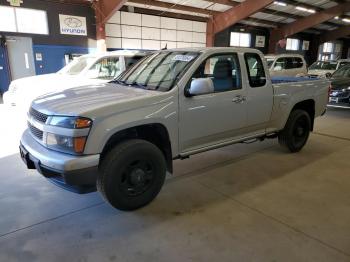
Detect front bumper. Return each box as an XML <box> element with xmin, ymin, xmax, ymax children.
<box><xmin>20</xmin><ymin>129</ymin><xmax>100</xmax><ymax>193</ymax></box>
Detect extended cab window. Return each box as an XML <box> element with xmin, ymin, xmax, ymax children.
<box><xmin>191</xmin><ymin>53</ymin><xmax>241</xmax><ymax>92</ymax></box>
<box><xmin>245</xmin><ymin>53</ymin><xmax>266</xmax><ymax>87</ymax></box>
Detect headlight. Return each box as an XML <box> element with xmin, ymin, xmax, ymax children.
<box><xmin>48</xmin><ymin>116</ymin><xmax>92</xmax><ymax>129</ymax></box>
<box><xmin>46</xmin><ymin>116</ymin><xmax>92</xmax><ymax>154</ymax></box>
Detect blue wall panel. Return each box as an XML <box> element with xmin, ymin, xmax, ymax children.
<box><xmin>33</xmin><ymin>45</ymin><xmax>95</xmax><ymax>75</ymax></box>
<box><xmin>0</xmin><ymin>45</ymin><xmax>11</xmax><ymax>94</ymax></box>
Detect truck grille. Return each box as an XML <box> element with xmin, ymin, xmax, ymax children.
<box><xmin>29</xmin><ymin>107</ymin><xmax>48</xmax><ymax>123</ymax></box>
<box><xmin>331</xmin><ymin>91</ymin><xmax>350</xmax><ymax>98</ymax></box>
<box><xmin>28</xmin><ymin>122</ymin><xmax>43</xmax><ymax>140</ymax></box>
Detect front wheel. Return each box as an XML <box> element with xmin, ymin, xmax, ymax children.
<box><xmin>278</xmin><ymin>109</ymin><xmax>311</xmax><ymax>153</ymax></box>
<box><xmin>97</xmin><ymin>139</ymin><xmax>166</xmax><ymax>211</ymax></box>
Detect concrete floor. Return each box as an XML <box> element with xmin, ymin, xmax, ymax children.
<box><xmin>0</xmin><ymin>106</ymin><xmax>350</xmax><ymax>262</ymax></box>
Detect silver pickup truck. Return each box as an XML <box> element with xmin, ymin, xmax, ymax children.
<box><xmin>20</xmin><ymin>47</ymin><xmax>330</xmax><ymax>211</ymax></box>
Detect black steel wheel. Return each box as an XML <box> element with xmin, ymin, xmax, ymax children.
<box><xmin>278</xmin><ymin>109</ymin><xmax>311</xmax><ymax>153</ymax></box>
<box><xmin>97</xmin><ymin>139</ymin><xmax>166</xmax><ymax>211</ymax></box>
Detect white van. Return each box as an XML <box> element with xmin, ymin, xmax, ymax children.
<box><xmin>3</xmin><ymin>50</ymin><xmax>148</xmax><ymax>108</ymax></box>
<box><xmin>265</xmin><ymin>54</ymin><xmax>307</xmax><ymax>77</ymax></box>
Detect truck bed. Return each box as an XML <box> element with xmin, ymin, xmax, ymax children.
<box><xmin>271</xmin><ymin>76</ymin><xmax>319</xmax><ymax>84</ymax></box>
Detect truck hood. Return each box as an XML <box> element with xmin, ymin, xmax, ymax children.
<box><xmin>11</xmin><ymin>73</ymin><xmax>105</xmax><ymax>94</ymax></box>
<box><xmin>31</xmin><ymin>82</ymin><xmax>164</xmax><ymax>116</ymax></box>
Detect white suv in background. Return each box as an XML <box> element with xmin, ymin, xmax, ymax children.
<box><xmin>307</xmin><ymin>59</ymin><xmax>350</xmax><ymax>78</ymax></box>
<box><xmin>3</xmin><ymin>50</ymin><xmax>148</xmax><ymax>109</ymax></box>
<box><xmin>265</xmin><ymin>54</ymin><xmax>307</xmax><ymax>77</ymax></box>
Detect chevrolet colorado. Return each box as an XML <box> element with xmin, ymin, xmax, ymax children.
<box><xmin>20</xmin><ymin>48</ymin><xmax>330</xmax><ymax>210</ymax></box>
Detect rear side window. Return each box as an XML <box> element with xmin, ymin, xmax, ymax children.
<box><xmin>244</xmin><ymin>53</ymin><xmax>266</xmax><ymax>88</ymax></box>
<box><xmin>293</xmin><ymin>57</ymin><xmax>304</xmax><ymax>68</ymax></box>
<box><xmin>274</xmin><ymin>58</ymin><xmax>285</xmax><ymax>70</ymax></box>
<box><xmin>285</xmin><ymin>58</ymin><xmax>294</xmax><ymax>69</ymax></box>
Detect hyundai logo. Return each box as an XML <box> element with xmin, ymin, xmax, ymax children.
<box><xmin>64</xmin><ymin>17</ymin><xmax>82</xmax><ymax>28</ymax></box>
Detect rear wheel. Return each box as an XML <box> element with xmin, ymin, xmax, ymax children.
<box><xmin>278</xmin><ymin>109</ymin><xmax>311</xmax><ymax>153</ymax></box>
<box><xmin>97</xmin><ymin>139</ymin><xmax>166</xmax><ymax>211</ymax></box>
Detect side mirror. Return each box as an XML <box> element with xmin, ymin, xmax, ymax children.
<box><xmin>187</xmin><ymin>78</ymin><xmax>214</xmax><ymax>96</ymax></box>
<box><xmin>325</xmin><ymin>72</ymin><xmax>332</xmax><ymax>79</ymax></box>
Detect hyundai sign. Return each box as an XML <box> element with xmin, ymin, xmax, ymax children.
<box><xmin>59</xmin><ymin>14</ymin><xmax>87</xmax><ymax>36</ymax></box>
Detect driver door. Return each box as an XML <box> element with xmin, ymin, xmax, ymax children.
<box><xmin>179</xmin><ymin>53</ymin><xmax>247</xmax><ymax>154</ymax></box>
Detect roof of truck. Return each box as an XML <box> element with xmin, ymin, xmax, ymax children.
<box><xmin>165</xmin><ymin>47</ymin><xmax>263</xmax><ymax>53</ymax></box>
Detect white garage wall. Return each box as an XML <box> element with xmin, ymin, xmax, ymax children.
<box><xmin>105</xmin><ymin>11</ymin><xmax>207</xmax><ymax>50</ymax></box>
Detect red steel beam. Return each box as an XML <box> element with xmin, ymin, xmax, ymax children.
<box><xmin>212</xmin><ymin>0</ymin><xmax>275</xmax><ymax>34</ymax></box>
<box><xmin>92</xmin><ymin>0</ymin><xmax>128</xmax><ymax>40</ymax></box>
<box><xmin>128</xmin><ymin>0</ymin><xmax>217</xmax><ymax>16</ymax></box>
<box><xmin>206</xmin><ymin>19</ymin><xmax>214</xmax><ymax>47</ymax></box>
<box><xmin>320</xmin><ymin>26</ymin><xmax>350</xmax><ymax>44</ymax></box>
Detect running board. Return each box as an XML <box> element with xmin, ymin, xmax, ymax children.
<box><xmin>241</xmin><ymin>138</ymin><xmax>258</xmax><ymax>144</ymax></box>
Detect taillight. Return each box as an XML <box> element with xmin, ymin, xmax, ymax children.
<box><xmin>328</xmin><ymin>84</ymin><xmax>332</xmax><ymax>97</ymax></box>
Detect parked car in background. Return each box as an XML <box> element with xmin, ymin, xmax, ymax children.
<box><xmin>328</xmin><ymin>64</ymin><xmax>350</xmax><ymax>107</ymax></box>
<box><xmin>20</xmin><ymin>47</ymin><xmax>329</xmax><ymax>210</ymax></box>
<box><xmin>307</xmin><ymin>59</ymin><xmax>350</xmax><ymax>78</ymax></box>
<box><xmin>3</xmin><ymin>50</ymin><xmax>148</xmax><ymax>108</ymax></box>
<box><xmin>265</xmin><ymin>54</ymin><xmax>307</xmax><ymax>77</ymax></box>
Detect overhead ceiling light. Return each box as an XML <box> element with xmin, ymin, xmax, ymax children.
<box><xmin>295</xmin><ymin>6</ymin><xmax>316</xmax><ymax>13</ymax></box>
<box><xmin>342</xmin><ymin>18</ymin><xmax>350</xmax><ymax>23</ymax></box>
<box><xmin>274</xmin><ymin>1</ymin><xmax>287</xmax><ymax>6</ymax></box>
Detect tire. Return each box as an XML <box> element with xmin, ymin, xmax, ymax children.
<box><xmin>278</xmin><ymin>109</ymin><xmax>311</xmax><ymax>153</ymax></box>
<box><xmin>97</xmin><ymin>139</ymin><xmax>166</xmax><ymax>211</ymax></box>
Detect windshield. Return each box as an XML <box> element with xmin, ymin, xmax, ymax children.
<box><xmin>309</xmin><ymin>61</ymin><xmax>337</xmax><ymax>70</ymax></box>
<box><xmin>332</xmin><ymin>65</ymin><xmax>350</xmax><ymax>78</ymax></box>
<box><xmin>119</xmin><ymin>51</ymin><xmax>199</xmax><ymax>92</ymax></box>
<box><xmin>338</xmin><ymin>61</ymin><xmax>350</xmax><ymax>69</ymax></box>
<box><xmin>85</xmin><ymin>57</ymin><xmax>122</xmax><ymax>80</ymax></box>
<box><xmin>266</xmin><ymin>58</ymin><xmax>274</xmax><ymax>68</ymax></box>
<box><xmin>59</xmin><ymin>56</ymin><xmax>96</xmax><ymax>75</ymax></box>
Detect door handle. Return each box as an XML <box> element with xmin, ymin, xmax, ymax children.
<box><xmin>232</xmin><ymin>95</ymin><xmax>246</xmax><ymax>103</ymax></box>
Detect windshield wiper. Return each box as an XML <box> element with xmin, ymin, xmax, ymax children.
<box><xmin>112</xmin><ymin>79</ymin><xmax>126</xmax><ymax>85</ymax></box>
<box><xmin>130</xmin><ymin>81</ymin><xmax>149</xmax><ymax>89</ymax></box>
